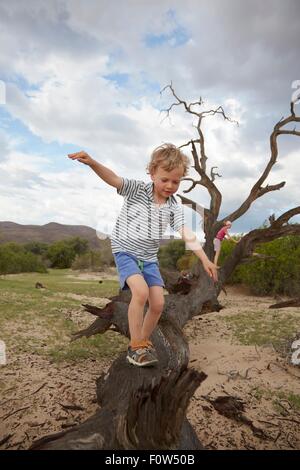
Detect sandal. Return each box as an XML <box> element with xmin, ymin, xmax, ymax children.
<box><xmin>127</xmin><ymin>345</ymin><xmax>158</xmax><ymax>367</ymax></box>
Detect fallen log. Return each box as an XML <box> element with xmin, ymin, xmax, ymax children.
<box><xmin>269</xmin><ymin>298</ymin><xmax>300</xmax><ymax>309</ymax></box>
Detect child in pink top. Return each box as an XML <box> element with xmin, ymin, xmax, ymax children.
<box><xmin>213</xmin><ymin>221</ymin><xmax>239</xmax><ymax>266</ymax></box>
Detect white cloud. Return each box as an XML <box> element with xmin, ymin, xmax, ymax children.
<box><xmin>0</xmin><ymin>0</ymin><xmax>299</xmax><ymax>234</ymax></box>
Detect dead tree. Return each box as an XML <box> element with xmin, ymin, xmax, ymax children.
<box><xmin>159</xmin><ymin>83</ymin><xmax>300</xmax><ymax>288</ymax></box>
<box><xmin>31</xmin><ymin>85</ymin><xmax>300</xmax><ymax>450</ymax></box>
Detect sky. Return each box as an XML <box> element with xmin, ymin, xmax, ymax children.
<box><xmin>0</xmin><ymin>0</ymin><xmax>299</xmax><ymax>239</ymax></box>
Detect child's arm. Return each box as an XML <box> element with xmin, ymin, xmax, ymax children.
<box><xmin>178</xmin><ymin>225</ymin><xmax>218</xmax><ymax>282</ymax></box>
<box><xmin>68</xmin><ymin>151</ymin><xmax>122</xmax><ymax>189</ymax></box>
<box><xmin>226</xmin><ymin>232</ymin><xmax>239</xmax><ymax>243</ymax></box>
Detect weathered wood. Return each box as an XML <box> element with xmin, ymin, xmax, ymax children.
<box><xmin>31</xmin><ymin>359</ymin><xmax>206</xmax><ymax>450</ymax></box>
<box><xmin>269</xmin><ymin>298</ymin><xmax>300</xmax><ymax>309</ymax></box>
<box><xmin>31</xmin><ymin>270</ymin><xmax>215</xmax><ymax>450</ymax></box>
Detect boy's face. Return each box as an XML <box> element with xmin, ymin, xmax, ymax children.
<box><xmin>150</xmin><ymin>165</ymin><xmax>184</xmax><ymax>199</ymax></box>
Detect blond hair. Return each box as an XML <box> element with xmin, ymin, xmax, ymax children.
<box><xmin>147</xmin><ymin>143</ymin><xmax>190</xmax><ymax>176</ymax></box>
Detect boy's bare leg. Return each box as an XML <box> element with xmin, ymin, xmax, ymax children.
<box><xmin>126</xmin><ymin>274</ymin><xmax>149</xmax><ymax>344</ymax></box>
<box><xmin>141</xmin><ymin>286</ymin><xmax>164</xmax><ymax>341</ymax></box>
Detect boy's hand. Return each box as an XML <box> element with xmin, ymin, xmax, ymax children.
<box><xmin>68</xmin><ymin>151</ymin><xmax>93</xmax><ymax>166</ymax></box>
<box><xmin>202</xmin><ymin>259</ymin><xmax>218</xmax><ymax>282</ymax></box>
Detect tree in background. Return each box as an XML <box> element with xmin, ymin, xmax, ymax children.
<box><xmin>66</xmin><ymin>236</ymin><xmax>89</xmax><ymax>256</ymax></box>
<box><xmin>46</xmin><ymin>237</ymin><xmax>88</xmax><ymax>269</ymax></box>
<box><xmin>23</xmin><ymin>241</ymin><xmax>48</xmax><ymax>256</ymax></box>
<box><xmin>72</xmin><ymin>238</ymin><xmax>114</xmax><ymax>270</ymax></box>
<box><xmin>159</xmin><ymin>84</ymin><xmax>300</xmax><ymax>299</ymax></box>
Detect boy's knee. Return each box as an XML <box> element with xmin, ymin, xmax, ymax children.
<box><xmin>132</xmin><ymin>286</ymin><xmax>149</xmax><ymax>304</ymax></box>
<box><xmin>151</xmin><ymin>297</ymin><xmax>165</xmax><ymax>315</ymax></box>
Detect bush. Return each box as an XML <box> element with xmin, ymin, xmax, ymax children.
<box><xmin>46</xmin><ymin>237</ymin><xmax>90</xmax><ymax>269</ymax></box>
<box><xmin>66</xmin><ymin>237</ymin><xmax>89</xmax><ymax>256</ymax></box>
<box><xmin>46</xmin><ymin>241</ymin><xmax>76</xmax><ymax>269</ymax></box>
<box><xmin>158</xmin><ymin>240</ymin><xmax>186</xmax><ymax>270</ymax></box>
<box><xmin>24</xmin><ymin>241</ymin><xmax>48</xmax><ymax>256</ymax></box>
<box><xmin>72</xmin><ymin>250</ymin><xmax>103</xmax><ymax>271</ymax></box>
<box><xmin>97</xmin><ymin>238</ymin><xmax>114</xmax><ymax>267</ymax></box>
<box><xmin>221</xmin><ymin>235</ymin><xmax>300</xmax><ymax>296</ymax></box>
<box><xmin>0</xmin><ymin>243</ymin><xmax>47</xmax><ymax>274</ymax></box>
<box><xmin>176</xmin><ymin>252</ymin><xmax>198</xmax><ymax>271</ymax></box>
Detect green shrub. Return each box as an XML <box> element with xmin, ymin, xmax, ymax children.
<box><xmin>176</xmin><ymin>252</ymin><xmax>198</xmax><ymax>271</ymax></box>
<box><xmin>158</xmin><ymin>239</ymin><xmax>186</xmax><ymax>269</ymax></box>
<box><xmin>72</xmin><ymin>250</ymin><xmax>103</xmax><ymax>270</ymax></box>
<box><xmin>24</xmin><ymin>241</ymin><xmax>49</xmax><ymax>256</ymax></box>
<box><xmin>220</xmin><ymin>235</ymin><xmax>300</xmax><ymax>296</ymax></box>
<box><xmin>0</xmin><ymin>243</ymin><xmax>47</xmax><ymax>274</ymax></box>
<box><xmin>66</xmin><ymin>236</ymin><xmax>89</xmax><ymax>256</ymax></box>
<box><xmin>46</xmin><ymin>241</ymin><xmax>76</xmax><ymax>269</ymax></box>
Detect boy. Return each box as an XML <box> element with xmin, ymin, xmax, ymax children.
<box><xmin>213</xmin><ymin>220</ymin><xmax>239</xmax><ymax>267</ymax></box>
<box><xmin>68</xmin><ymin>144</ymin><xmax>217</xmax><ymax>367</ymax></box>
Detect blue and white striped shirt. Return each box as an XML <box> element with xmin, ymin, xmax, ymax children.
<box><xmin>110</xmin><ymin>178</ymin><xmax>185</xmax><ymax>262</ymax></box>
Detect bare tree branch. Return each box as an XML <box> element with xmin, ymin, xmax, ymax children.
<box><xmin>160</xmin><ymin>83</ymin><xmax>204</xmax><ymax>119</ymax></box>
<box><xmin>177</xmin><ymin>193</ymin><xmax>206</xmax><ymax>219</ymax></box>
<box><xmin>270</xmin><ymin>206</ymin><xmax>300</xmax><ymax>228</ymax></box>
<box><xmin>219</xmin><ymin>103</ymin><xmax>300</xmax><ymax>227</ymax></box>
<box><xmin>278</xmin><ymin>130</ymin><xmax>300</xmax><ymax>137</ymax></box>
<box><xmin>181</xmin><ymin>177</ymin><xmax>201</xmax><ymax>193</ymax></box>
<box><xmin>177</xmin><ymin>140</ymin><xmax>222</xmax><ymax>225</ymax></box>
<box><xmin>210</xmin><ymin>166</ymin><xmax>222</xmax><ymax>182</ymax></box>
<box><xmin>161</xmin><ymin>83</ymin><xmax>239</xmax><ymax>227</ymax></box>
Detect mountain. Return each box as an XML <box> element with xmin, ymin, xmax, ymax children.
<box><xmin>0</xmin><ymin>221</ymin><xmax>107</xmax><ymax>249</ymax></box>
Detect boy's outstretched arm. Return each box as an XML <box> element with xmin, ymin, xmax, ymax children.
<box><xmin>178</xmin><ymin>225</ymin><xmax>218</xmax><ymax>282</ymax></box>
<box><xmin>68</xmin><ymin>151</ymin><xmax>122</xmax><ymax>189</ymax></box>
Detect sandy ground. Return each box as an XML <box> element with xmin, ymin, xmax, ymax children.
<box><xmin>0</xmin><ymin>283</ymin><xmax>300</xmax><ymax>450</ymax></box>
<box><xmin>185</xmin><ymin>286</ymin><xmax>300</xmax><ymax>450</ymax></box>
<box><xmin>66</xmin><ymin>268</ymin><xmax>119</xmax><ymax>282</ymax></box>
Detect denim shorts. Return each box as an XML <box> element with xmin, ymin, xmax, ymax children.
<box><xmin>113</xmin><ymin>252</ymin><xmax>165</xmax><ymax>291</ymax></box>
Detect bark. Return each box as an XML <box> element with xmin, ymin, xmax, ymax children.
<box><xmin>269</xmin><ymin>298</ymin><xmax>300</xmax><ymax>309</ymax></box>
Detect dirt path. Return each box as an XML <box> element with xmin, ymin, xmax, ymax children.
<box><xmin>185</xmin><ymin>286</ymin><xmax>300</xmax><ymax>450</ymax></box>
<box><xmin>0</xmin><ymin>285</ymin><xmax>299</xmax><ymax>450</ymax></box>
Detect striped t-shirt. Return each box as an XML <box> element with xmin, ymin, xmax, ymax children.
<box><xmin>110</xmin><ymin>178</ymin><xmax>185</xmax><ymax>262</ymax></box>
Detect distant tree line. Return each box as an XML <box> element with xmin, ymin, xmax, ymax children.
<box><xmin>1</xmin><ymin>233</ymin><xmax>299</xmax><ymax>297</ymax></box>
<box><xmin>0</xmin><ymin>236</ymin><xmax>114</xmax><ymax>274</ymax></box>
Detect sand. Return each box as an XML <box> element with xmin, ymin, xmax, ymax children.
<box><xmin>1</xmin><ymin>284</ymin><xmax>299</xmax><ymax>450</ymax></box>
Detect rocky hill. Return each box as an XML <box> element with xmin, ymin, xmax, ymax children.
<box><xmin>0</xmin><ymin>221</ymin><xmax>106</xmax><ymax>249</ymax></box>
